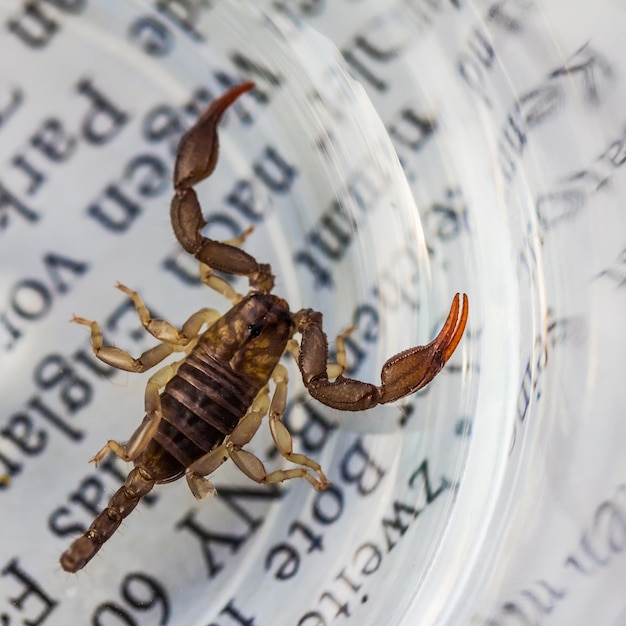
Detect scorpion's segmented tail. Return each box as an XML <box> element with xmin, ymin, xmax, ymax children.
<box><xmin>60</xmin><ymin>466</ymin><xmax>155</xmax><ymax>572</ymax></box>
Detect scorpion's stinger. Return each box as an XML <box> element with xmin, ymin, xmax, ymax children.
<box><xmin>170</xmin><ymin>82</ymin><xmax>274</xmax><ymax>293</ymax></box>
<box><xmin>174</xmin><ymin>80</ymin><xmax>255</xmax><ymax>191</ymax></box>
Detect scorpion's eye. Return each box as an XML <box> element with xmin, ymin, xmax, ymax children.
<box><xmin>248</xmin><ymin>323</ymin><xmax>263</xmax><ymax>338</ymax></box>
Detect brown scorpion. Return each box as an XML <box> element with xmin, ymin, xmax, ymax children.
<box><xmin>60</xmin><ymin>82</ymin><xmax>468</xmax><ymax>572</ymax></box>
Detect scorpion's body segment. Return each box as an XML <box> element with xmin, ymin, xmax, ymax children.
<box><xmin>151</xmin><ymin>293</ymin><xmax>292</xmax><ymax>469</ymax></box>
<box><xmin>61</xmin><ymin>82</ymin><xmax>469</xmax><ymax>573</ymax></box>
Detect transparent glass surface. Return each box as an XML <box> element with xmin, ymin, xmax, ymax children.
<box><xmin>0</xmin><ymin>1</ymin><xmax>624</xmax><ymax>625</ymax></box>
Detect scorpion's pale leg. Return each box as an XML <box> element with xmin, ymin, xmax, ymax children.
<box><xmin>187</xmin><ymin>370</ymin><xmax>329</xmax><ymax>497</ymax></box>
<box><xmin>223</xmin><ymin>225</ymin><xmax>254</xmax><ymax>248</ymax></box>
<box><xmin>71</xmin><ymin>315</ymin><xmax>177</xmax><ymax>373</ymax></box>
<box><xmin>199</xmin><ymin>264</ymin><xmax>243</xmax><ymax>305</ymax></box>
<box><xmin>184</xmin><ymin>387</ymin><xmax>272</xmax><ymax>499</ymax></box>
<box><xmin>258</xmin><ymin>364</ymin><xmax>330</xmax><ymax>489</ymax></box>
<box><xmin>326</xmin><ymin>326</ymin><xmax>355</xmax><ymax>379</ymax></box>
<box><xmin>285</xmin><ymin>338</ymin><xmax>300</xmax><ymax>360</ymax></box>
<box><xmin>116</xmin><ymin>282</ymin><xmax>221</xmax><ymax>344</ymax></box>
<box><xmin>72</xmin><ymin>303</ymin><xmax>220</xmax><ymax>374</ymax></box>
<box><xmin>84</xmin><ymin>304</ymin><xmax>219</xmax><ymax>467</ymax></box>
<box><xmin>180</xmin><ymin>308</ymin><xmax>222</xmax><ymax>339</ymax></box>
<box><xmin>229</xmin><ymin>447</ymin><xmax>325</xmax><ymax>490</ymax></box>
<box><xmin>90</xmin><ymin>359</ymin><xmax>183</xmax><ymax>466</ymax></box>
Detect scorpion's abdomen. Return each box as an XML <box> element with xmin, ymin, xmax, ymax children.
<box><xmin>152</xmin><ymin>348</ymin><xmax>260</xmax><ymax>469</ymax></box>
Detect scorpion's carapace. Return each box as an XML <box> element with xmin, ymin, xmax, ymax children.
<box><xmin>60</xmin><ymin>82</ymin><xmax>468</xmax><ymax>573</ymax></box>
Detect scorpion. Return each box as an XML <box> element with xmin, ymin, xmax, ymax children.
<box><xmin>60</xmin><ymin>82</ymin><xmax>468</xmax><ymax>572</ymax></box>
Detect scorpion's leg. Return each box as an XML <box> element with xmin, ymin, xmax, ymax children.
<box><xmin>226</xmin><ymin>364</ymin><xmax>328</xmax><ymax>489</ymax></box>
<box><xmin>72</xmin><ymin>285</ymin><xmax>222</xmax><ymax>372</ymax></box>
<box><xmin>170</xmin><ymin>82</ymin><xmax>274</xmax><ymax>293</ymax></box>
<box><xmin>184</xmin><ymin>387</ymin><xmax>272</xmax><ymax>499</ymax></box>
<box><xmin>71</xmin><ymin>315</ymin><xmax>177</xmax><ymax>374</ymax></box>
<box><xmin>90</xmin><ymin>357</ymin><xmax>182</xmax><ymax>466</ymax></box>
<box><xmin>259</xmin><ymin>364</ymin><xmax>330</xmax><ymax>489</ymax></box>
<box><xmin>294</xmin><ymin>293</ymin><xmax>469</xmax><ymax>411</ymax></box>
<box><xmin>75</xmin><ymin>301</ymin><xmax>222</xmax><ymax>465</ymax></box>
<box><xmin>185</xmin><ymin>367</ymin><xmax>329</xmax><ymax>499</ymax></box>
<box><xmin>116</xmin><ymin>282</ymin><xmax>222</xmax><ymax>345</ymax></box>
